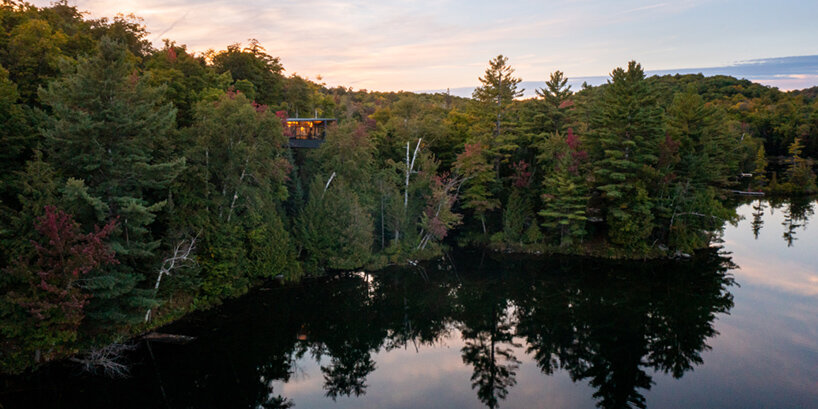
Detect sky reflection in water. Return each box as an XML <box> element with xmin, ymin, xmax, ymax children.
<box><xmin>646</xmin><ymin>199</ymin><xmax>818</xmax><ymax>409</ymax></box>
<box><xmin>2</xmin><ymin>199</ymin><xmax>817</xmax><ymax>409</ymax></box>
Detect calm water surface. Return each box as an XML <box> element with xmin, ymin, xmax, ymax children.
<box><xmin>2</xmin><ymin>199</ymin><xmax>817</xmax><ymax>409</ymax></box>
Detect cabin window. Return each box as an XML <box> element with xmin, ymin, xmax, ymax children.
<box><xmin>284</xmin><ymin>119</ymin><xmax>336</xmax><ymax>140</ymax></box>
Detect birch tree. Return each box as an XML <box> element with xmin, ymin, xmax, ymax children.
<box><xmin>177</xmin><ymin>90</ymin><xmax>295</xmax><ymax>300</ymax></box>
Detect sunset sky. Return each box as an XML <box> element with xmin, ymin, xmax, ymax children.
<box><xmin>33</xmin><ymin>0</ymin><xmax>818</xmax><ymax>92</ymax></box>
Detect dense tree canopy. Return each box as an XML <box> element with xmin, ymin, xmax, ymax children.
<box><xmin>0</xmin><ymin>1</ymin><xmax>815</xmax><ymax>374</ymax></box>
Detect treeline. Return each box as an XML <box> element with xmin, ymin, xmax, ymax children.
<box><xmin>0</xmin><ymin>1</ymin><xmax>814</xmax><ymax>373</ymax></box>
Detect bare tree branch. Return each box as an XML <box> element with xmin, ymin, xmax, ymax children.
<box><xmin>145</xmin><ymin>234</ymin><xmax>199</xmax><ymax>323</ymax></box>
<box><xmin>70</xmin><ymin>343</ymin><xmax>137</xmax><ymax>378</ymax></box>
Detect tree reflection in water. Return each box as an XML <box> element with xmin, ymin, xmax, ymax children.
<box><xmin>511</xmin><ymin>250</ymin><xmax>735</xmax><ymax>408</ymax></box>
<box><xmin>457</xmin><ymin>279</ymin><xmax>521</xmax><ymax>409</ymax></box>
<box><xmin>778</xmin><ymin>197</ymin><xmax>814</xmax><ymax>247</ymax></box>
<box><xmin>751</xmin><ymin>199</ymin><xmax>765</xmax><ymax>239</ymax></box>
<box><xmin>1</xmin><ymin>249</ymin><xmax>736</xmax><ymax>409</ymax></box>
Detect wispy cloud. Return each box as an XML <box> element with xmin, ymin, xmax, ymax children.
<box><xmin>32</xmin><ymin>0</ymin><xmax>818</xmax><ymax>91</ymax></box>
<box><xmin>151</xmin><ymin>10</ymin><xmax>189</xmax><ymax>42</ymax></box>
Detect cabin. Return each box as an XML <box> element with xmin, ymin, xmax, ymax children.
<box><xmin>285</xmin><ymin>118</ymin><xmax>336</xmax><ymax>148</ymax></box>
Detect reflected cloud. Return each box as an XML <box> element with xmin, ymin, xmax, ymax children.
<box><xmin>725</xmin><ymin>200</ymin><xmax>818</xmax><ymax>296</ymax></box>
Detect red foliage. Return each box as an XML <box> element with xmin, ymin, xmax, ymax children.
<box><xmin>128</xmin><ymin>69</ymin><xmax>139</xmax><ymax>87</ymax></box>
<box><xmin>225</xmin><ymin>86</ymin><xmax>238</xmax><ymax>99</ymax></box>
<box><xmin>276</xmin><ymin>110</ymin><xmax>293</xmax><ymax>137</ymax></box>
<box><xmin>425</xmin><ymin>173</ymin><xmax>457</xmax><ymax>240</ymax></box>
<box><xmin>565</xmin><ymin>128</ymin><xmax>580</xmax><ymax>149</ymax></box>
<box><xmin>659</xmin><ymin>133</ymin><xmax>681</xmax><ymax>183</ymax></box>
<box><xmin>12</xmin><ymin>206</ymin><xmax>117</xmax><ymax>328</ymax></box>
<box><xmin>352</xmin><ymin>122</ymin><xmax>369</xmax><ymax>141</ymax></box>
<box><xmin>273</xmin><ymin>156</ymin><xmax>293</xmax><ymax>182</ymax></box>
<box><xmin>251</xmin><ymin>101</ymin><xmax>268</xmax><ymax>113</ymax></box>
<box><xmin>658</xmin><ymin>133</ymin><xmax>680</xmax><ymax>166</ymax></box>
<box><xmin>567</xmin><ymin>128</ymin><xmax>588</xmax><ymax>160</ymax></box>
<box><xmin>364</xmin><ymin>117</ymin><xmax>377</xmax><ymax>131</ymax></box>
<box><xmin>511</xmin><ymin>161</ymin><xmax>532</xmax><ymax>188</ymax></box>
<box><xmin>563</xmin><ymin>128</ymin><xmax>588</xmax><ymax>173</ymax></box>
<box><xmin>166</xmin><ymin>47</ymin><xmax>177</xmax><ymax>64</ymax></box>
<box><xmin>462</xmin><ymin>143</ymin><xmax>483</xmax><ymax>158</ymax></box>
<box><xmin>558</xmin><ymin>100</ymin><xmax>574</xmax><ymax>109</ymax></box>
<box><xmin>425</xmin><ymin>208</ymin><xmax>449</xmax><ymax>240</ymax></box>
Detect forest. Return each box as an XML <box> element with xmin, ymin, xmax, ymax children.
<box><xmin>0</xmin><ymin>1</ymin><xmax>816</xmax><ymax>374</ymax></box>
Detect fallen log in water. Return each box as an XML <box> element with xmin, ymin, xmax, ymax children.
<box><xmin>142</xmin><ymin>332</ymin><xmax>196</xmax><ymax>344</ymax></box>
<box><xmin>729</xmin><ymin>190</ymin><xmax>765</xmax><ymax>196</ymax></box>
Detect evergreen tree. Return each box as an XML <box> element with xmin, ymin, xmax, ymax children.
<box><xmin>0</xmin><ymin>65</ymin><xmax>34</xmax><ymax>203</ymax></box>
<box><xmin>473</xmin><ymin>55</ymin><xmax>523</xmax><ymax>139</ymax></box>
<box><xmin>585</xmin><ymin>61</ymin><xmax>664</xmax><ymax>249</ymax></box>
<box><xmin>752</xmin><ymin>144</ymin><xmax>768</xmax><ymax>189</ymax></box>
<box><xmin>535</xmin><ymin>70</ymin><xmax>573</xmax><ymax>134</ymax></box>
<box><xmin>455</xmin><ymin>143</ymin><xmax>500</xmax><ymax>234</ymax></box>
<box><xmin>751</xmin><ymin>200</ymin><xmax>765</xmax><ymax>239</ymax></box>
<box><xmin>501</xmin><ymin>161</ymin><xmax>538</xmax><ymax>245</ymax></box>
<box><xmin>472</xmin><ymin>55</ymin><xmax>523</xmax><ymax>170</ymax></box>
<box><xmin>539</xmin><ymin>130</ymin><xmax>589</xmax><ymax>247</ymax></box>
<box><xmin>1</xmin><ymin>151</ymin><xmax>57</xmax><ymax>268</ymax></box>
<box><xmin>39</xmin><ymin>37</ymin><xmax>184</xmax><ymax>326</ymax></box>
<box><xmin>661</xmin><ymin>89</ymin><xmax>739</xmax><ymax>251</ymax></box>
<box><xmin>785</xmin><ymin>137</ymin><xmax>817</xmax><ymax>193</ymax></box>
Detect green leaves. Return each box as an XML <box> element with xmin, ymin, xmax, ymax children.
<box><xmin>298</xmin><ymin>176</ymin><xmax>374</xmax><ymax>271</ymax></box>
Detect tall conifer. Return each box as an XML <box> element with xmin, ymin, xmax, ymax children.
<box><xmin>40</xmin><ymin>37</ymin><xmax>183</xmax><ymax>326</ymax></box>
<box><xmin>586</xmin><ymin>61</ymin><xmax>663</xmax><ymax>248</ymax></box>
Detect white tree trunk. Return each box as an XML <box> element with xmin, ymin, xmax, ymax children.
<box><xmin>145</xmin><ymin>235</ymin><xmax>198</xmax><ymax>323</ymax></box>
<box><xmin>323</xmin><ymin>171</ymin><xmax>336</xmax><ymax>197</ymax></box>
<box><xmin>404</xmin><ymin>138</ymin><xmax>422</xmax><ymax>209</ymax></box>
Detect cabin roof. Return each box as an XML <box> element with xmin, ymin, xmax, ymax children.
<box><xmin>285</xmin><ymin>118</ymin><xmax>337</xmax><ymax>122</ymax></box>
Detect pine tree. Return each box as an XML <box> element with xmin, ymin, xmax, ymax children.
<box><xmin>535</xmin><ymin>70</ymin><xmax>573</xmax><ymax>134</ymax></box>
<box><xmin>540</xmin><ymin>172</ymin><xmax>589</xmax><ymax>247</ymax></box>
<box><xmin>786</xmin><ymin>137</ymin><xmax>817</xmax><ymax>193</ymax></box>
<box><xmin>539</xmin><ymin>130</ymin><xmax>589</xmax><ymax>247</ymax></box>
<box><xmin>661</xmin><ymin>88</ymin><xmax>739</xmax><ymax>251</ymax></box>
<box><xmin>502</xmin><ymin>161</ymin><xmax>535</xmax><ymax>245</ymax></box>
<box><xmin>39</xmin><ymin>37</ymin><xmax>184</xmax><ymax>326</ymax></box>
<box><xmin>752</xmin><ymin>145</ymin><xmax>768</xmax><ymax>189</ymax></box>
<box><xmin>473</xmin><ymin>55</ymin><xmax>524</xmax><ymax>139</ymax></box>
<box><xmin>585</xmin><ymin>61</ymin><xmax>664</xmax><ymax>249</ymax></box>
<box><xmin>472</xmin><ymin>55</ymin><xmax>523</xmax><ymax>171</ymax></box>
<box><xmin>455</xmin><ymin>143</ymin><xmax>500</xmax><ymax>234</ymax></box>
<box><xmin>521</xmin><ymin>71</ymin><xmax>574</xmax><ymax>186</ymax></box>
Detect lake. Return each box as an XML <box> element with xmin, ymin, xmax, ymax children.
<box><xmin>2</xmin><ymin>199</ymin><xmax>817</xmax><ymax>409</ymax></box>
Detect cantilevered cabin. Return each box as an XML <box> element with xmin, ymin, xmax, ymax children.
<box><xmin>285</xmin><ymin>118</ymin><xmax>336</xmax><ymax>148</ymax></box>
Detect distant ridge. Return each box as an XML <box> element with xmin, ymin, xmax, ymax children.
<box><xmin>420</xmin><ymin>55</ymin><xmax>818</xmax><ymax>98</ymax></box>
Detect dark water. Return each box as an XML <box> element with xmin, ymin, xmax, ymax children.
<box><xmin>2</xmin><ymin>199</ymin><xmax>817</xmax><ymax>409</ymax></box>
